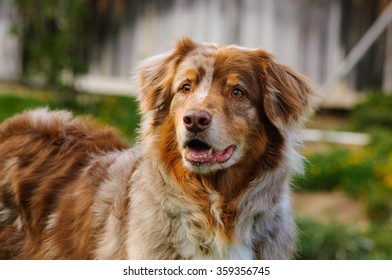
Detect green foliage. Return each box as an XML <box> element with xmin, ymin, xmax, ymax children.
<box><xmin>75</xmin><ymin>95</ymin><xmax>140</xmax><ymax>142</ymax></box>
<box><xmin>365</xmin><ymin>224</ymin><xmax>392</xmax><ymax>259</ymax></box>
<box><xmin>294</xmin><ymin>149</ymin><xmax>373</xmax><ymax>195</ymax></box>
<box><xmin>286</xmin><ymin>92</ymin><xmax>392</xmax><ymax>259</ymax></box>
<box><xmin>366</xmin><ymin>184</ymin><xmax>392</xmax><ymax>223</ymax></box>
<box><xmin>0</xmin><ymin>95</ymin><xmax>55</xmax><ymax>121</ymax></box>
<box><xmin>0</xmin><ymin>93</ymin><xmax>139</xmax><ymax>142</ymax></box>
<box><xmin>296</xmin><ymin>218</ymin><xmax>373</xmax><ymax>260</ymax></box>
<box><xmin>350</xmin><ymin>91</ymin><xmax>392</xmax><ymax>132</ymax></box>
<box><xmin>296</xmin><ymin>218</ymin><xmax>392</xmax><ymax>260</ymax></box>
<box><xmin>11</xmin><ymin>0</ymin><xmax>95</xmax><ymax>107</ymax></box>
<box><xmin>295</xmin><ymin>147</ymin><xmax>392</xmax><ymax>223</ymax></box>
<box><xmin>294</xmin><ymin>91</ymin><xmax>392</xmax><ymax>224</ymax></box>
<box><xmin>13</xmin><ymin>0</ymin><xmax>91</xmax><ymax>84</ymax></box>
<box><xmin>294</xmin><ymin>148</ymin><xmax>378</xmax><ymax>194</ymax></box>
<box><xmin>368</xmin><ymin>128</ymin><xmax>392</xmax><ymax>157</ymax></box>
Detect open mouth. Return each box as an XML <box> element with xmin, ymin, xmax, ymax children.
<box><xmin>184</xmin><ymin>139</ymin><xmax>236</xmax><ymax>166</ymax></box>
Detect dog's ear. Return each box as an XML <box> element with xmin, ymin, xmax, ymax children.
<box><xmin>136</xmin><ymin>38</ymin><xmax>197</xmax><ymax>125</ymax></box>
<box><xmin>263</xmin><ymin>59</ymin><xmax>316</xmax><ymax>130</ymax></box>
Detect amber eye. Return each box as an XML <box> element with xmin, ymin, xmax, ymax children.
<box><xmin>181</xmin><ymin>83</ymin><xmax>191</xmax><ymax>94</ymax></box>
<box><xmin>231</xmin><ymin>88</ymin><xmax>243</xmax><ymax>98</ymax></box>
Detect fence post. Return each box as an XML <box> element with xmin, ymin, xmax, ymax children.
<box><xmin>0</xmin><ymin>0</ymin><xmax>21</xmax><ymax>81</ymax></box>
<box><xmin>384</xmin><ymin>20</ymin><xmax>392</xmax><ymax>93</ymax></box>
<box><xmin>322</xmin><ymin>2</ymin><xmax>392</xmax><ymax>98</ymax></box>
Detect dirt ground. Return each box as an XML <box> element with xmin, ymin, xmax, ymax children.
<box><xmin>293</xmin><ymin>191</ymin><xmax>369</xmax><ymax>229</ymax></box>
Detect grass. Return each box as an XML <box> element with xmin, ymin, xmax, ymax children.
<box><xmin>350</xmin><ymin>91</ymin><xmax>392</xmax><ymax>132</ymax></box>
<box><xmin>0</xmin><ymin>95</ymin><xmax>52</xmax><ymax>121</ymax></box>
<box><xmin>0</xmin><ymin>91</ymin><xmax>140</xmax><ymax>142</ymax></box>
<box><xmin>296</xmin><ymin>217</ymin><xmax>392</xmax><ymax>259</ymax></box>
<box><xmin>74</xmin><ymin>95</ymin><xmax>140</xmax><ymax>142</ymax></box>
<box><xmin>296</xmin><ymin>217</ymin><xmax>372</xmax><ymax>260</ymax></box>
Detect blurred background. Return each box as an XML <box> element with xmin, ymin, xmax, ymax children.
<box><xmin>0</xmin><ymin>0</ymin><xmax>391</xmax><ymax>259</ymax></box>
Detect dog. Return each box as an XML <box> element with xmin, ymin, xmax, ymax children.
<box><xmin>0</xmin><ymin>38</ymin><xmax>315</xmax><ymax>259</ymax></box>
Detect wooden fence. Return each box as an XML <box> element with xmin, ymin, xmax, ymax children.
<box><xmin>1</xmin><ymin>0</ymin><xmax>391</xmax><ymax>98</ymax></box>
<box><xmin>89</xmin><ymin>0</ymin><xmax>343</xmax><ymax>88</ymax></box>
<box><xmin>87</xmin><ymin>0</ymin><xmax>391</xmax><ymax>95</ymax></box>
<box><xmin>0</xmin><ymin>0</ymin><xmax>20</xmax><ymax>80</ymax></box>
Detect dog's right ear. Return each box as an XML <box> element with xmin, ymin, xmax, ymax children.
<box><xmin>136</xmin><ymin>38</ymin><xmax>197</xmax><ymax>125</ymax></box>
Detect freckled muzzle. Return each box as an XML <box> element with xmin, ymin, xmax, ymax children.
<box><xmin>181</xmin><ymin>109</ymin><xmax>237</xmax><ymax>167</ymax></box>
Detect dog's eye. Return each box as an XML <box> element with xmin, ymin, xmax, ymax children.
<box><xmin>181</xmin><ymin>84</ymin><xmax>191</xmax><ymax>94</ymax></box>
<box><xmin>231</xmin><ymin>88</ymin><xmax>243</xmax><ymax>98</ymax></box>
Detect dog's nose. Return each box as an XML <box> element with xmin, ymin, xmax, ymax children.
<box><xmin>183</xmin><ymin>110</ymin><xmax>212</xmax><ymax>133</ymax></box>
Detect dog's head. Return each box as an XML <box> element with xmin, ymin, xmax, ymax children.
<box><xmin>137</xmin><ymin>38</ymin><xmax>315</xmax><ymax>175</ymax></box>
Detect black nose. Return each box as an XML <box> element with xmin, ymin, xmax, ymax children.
<box><xmin>183</xmin><ymin>109</ymin><xmax>212</xmax><ymax>133</ymax></box>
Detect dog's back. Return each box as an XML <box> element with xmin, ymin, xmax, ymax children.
<box><xmin>0</xmin><ymin>108</ymin><xmax>135</xmax><ymax>259</ymax></box>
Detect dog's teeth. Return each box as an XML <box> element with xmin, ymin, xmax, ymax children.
<box><xmin>186</xmin><ymin>146</ymin><xmax>189</xmax><ymax>152</ymax></box>
<box><xmin>208</xmin><ymin>148</ymin><xmax>213</xmax><ymax>156</ymax></box>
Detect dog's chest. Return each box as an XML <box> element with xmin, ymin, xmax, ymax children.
<box><xmin>177</xmin><ymin>211</ymin><xmax>255</xmax><ymax>260</ymax></box>
<box><xmin>181</xmin><ymin>226</ymin><xmax>254</xmax><ymax>260</ymax></box>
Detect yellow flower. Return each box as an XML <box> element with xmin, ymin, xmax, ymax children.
<box><xmin>383</xmin><ymin>173</ymin><xmax>392</xmax><ymax>189</ymax></box>
<box><xmin>346</xmin><ymin>152</ymin><xmax>364</xmax><ymax>165</ymax></box>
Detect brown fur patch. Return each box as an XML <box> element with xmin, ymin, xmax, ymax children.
<box><xmin>0</xmin><ymin>110</ymin><xmax>129</xmax><ymax>259</ymax></box>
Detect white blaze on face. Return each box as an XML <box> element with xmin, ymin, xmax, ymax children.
<box><xmin>173</xmin><ymin>47</ymin><xmax>217</xmax><ymax>105</ymax></box>
<box><xmin>195</xmin><ymin>55</ymin><xmax>215</xmax><ymax>103</ymax></box>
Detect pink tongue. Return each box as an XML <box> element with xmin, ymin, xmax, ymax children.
<box><xmin>185</xmin><ymin>145</ymin><xmax>235</xmax><ymax>164</ymax></box>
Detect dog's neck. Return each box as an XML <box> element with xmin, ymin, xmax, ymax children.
<box><xmin>203</xmin><ymin>160</ymin><xmax>261</xmax><ymax>199</ymax></box>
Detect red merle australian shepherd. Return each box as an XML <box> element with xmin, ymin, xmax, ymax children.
<box><xmin>0</xmin><ymin>38</ymin><xmax>315</xmax><ymax>259</ymax></box>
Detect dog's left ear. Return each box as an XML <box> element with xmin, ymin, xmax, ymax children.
<box><xmin>263</xmin><ymin>59</ymin><xmax>316</xmax><ymax>130</ymax></box>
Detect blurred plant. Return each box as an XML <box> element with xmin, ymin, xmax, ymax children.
<box><xmin>0</xmin><ymin>93</ymin><xmax>139</xmax><ymax>142</ymax></box>
<box><xmin>0</xmin><ymin>95</ymin><xmax>55</xmax><ymax>121</ymax></box>
<box><xmin>75</xmin><ymin>95</ymin><xmax>140</xmax><ymax>141</ymax></box>
<box><xmin>289</xmin><ymin>90</ymin><xmax>392</xmax><ymax>258</ymax></box>
<box><xmin>296</xmin><ymin>218</ymin><xmax>392</xmax><ymax>259</ymax></box>
<box><xmin>294</xmin><ymin>147</ymin><xmax>392</xmax><ymax>224</ymax></box>
<box><xmin>365</xmin><ymin>224</ymin><xmax>392</xmax><ymax>259</ymax></box>
<box><xmin>293</xmin><ymin>149</ymin><xmax>374</xmax><ymax>195</ymax></box>
<box><xmin>294</xmin><ymin>92</ymin><xmax>392</xmax><ymax>224</ymax></box>
<box><xmin>296</xmin><ymin>217</ymin><xmax>374</xmax><ymax>260</ymax></box>
<box><xmin>350</xmin><ymin>91</ymin><xmax>392</xmax><ymax>132</ymax></box>
<box><xmin>11</xmin><ymin>0</ymin><xmax>93</xmax><ymax>106</ymax></box>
